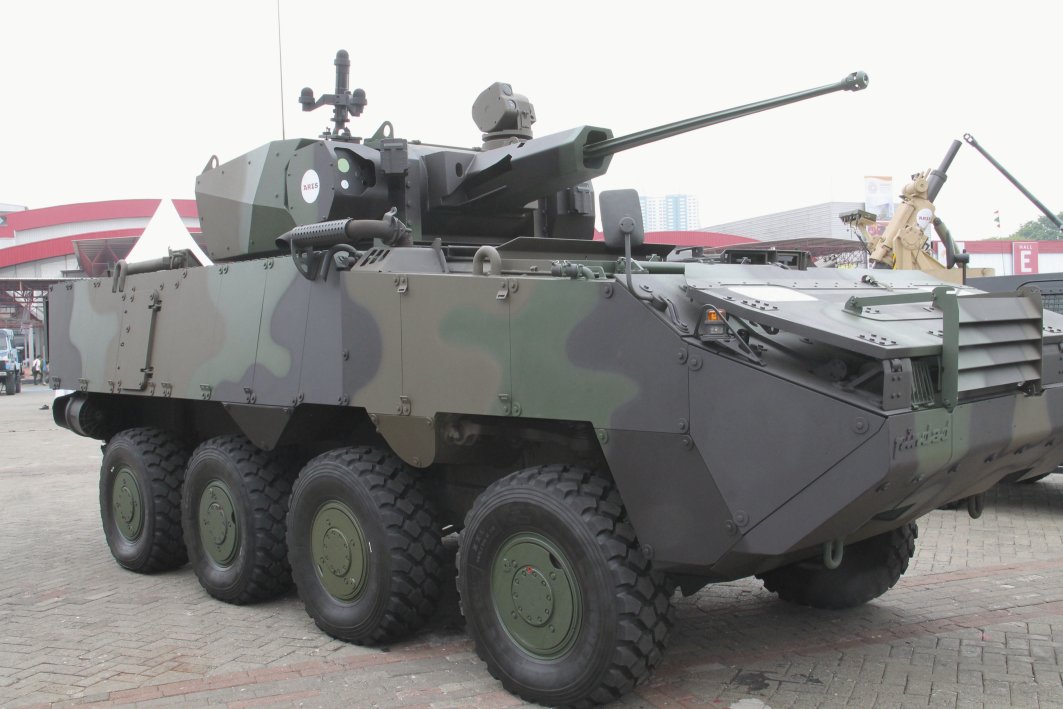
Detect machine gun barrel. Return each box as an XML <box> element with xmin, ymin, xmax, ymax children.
<box><xmin>963</xmin><ymin>133</ymin><xmax>1063</xmax><ymax>232</ymax></box>
<box><xmin>583</xmin><ymin>71</ymin><xmax>869</xmax><ymax>161</ymax></box>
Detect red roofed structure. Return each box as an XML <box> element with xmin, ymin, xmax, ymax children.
<box><xmin>0</xmin><ymin>199</ymin><xmax>201</xmax><ymax>359</ymax></box>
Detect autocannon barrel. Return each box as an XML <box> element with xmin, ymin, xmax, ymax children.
<box><xmin>449</xmin><ymin>71</ymin><xmax>869</xmax><ymax>216</ymax></box>
<box><xmin>582</xmin><ymin>71</ymin><xmax>869</xmax><ymax>161</ymax></box>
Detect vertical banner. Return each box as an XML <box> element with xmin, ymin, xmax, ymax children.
<box><xmin>1013</xmin><ymin>242</ymin><xmax>1039</xmax><ymax>274</ymax></box>
<box><xmin>864</xmin><ymin>176</ymin><xmax>894</xmax><ymax>220</ymax></box>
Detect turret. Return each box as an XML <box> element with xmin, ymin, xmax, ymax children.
<box><xmin>195</xmin><ymin>51</ymin><xmax>868</xmax><ymax>261</ymax></box>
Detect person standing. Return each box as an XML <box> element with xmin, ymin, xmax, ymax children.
<box><xmin>31</xmin><ymin>356</ymin><xmax>41</xmax><ymax>385</ymax></box>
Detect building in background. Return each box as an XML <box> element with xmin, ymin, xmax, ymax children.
<box><xmin>700</xmin><ymin>193</ymin><xmax>1063</xmax><ymax>276</ymax></box>
<box><xmin>701</xmin><ymin>202</ymin><xmax>865</xmax><ymax>243</ymax></box>
<box><xmin>0</xmin><ymin>199</ymin><xmax>200</xmax><ymax>361</ymax></box>
<box><xmin>0</xmin><ymin>203</ymin><xmax>28</xmax><ymax>221</ymax></box>
<box><xmin>699</xmin><ymin>201</ymin><xmax>870</xmax><ymax>265</ymax></box>
<box><xmin>941</xmin><ymin>240</ymin><xmax>1063</xmax><ymax>276</ymax></box>
<box><xmin>639</xmin><ymin>194</ymin><xmax>700</xmax><ymax>232</ymax></box>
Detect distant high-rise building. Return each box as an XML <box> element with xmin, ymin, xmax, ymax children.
<box><xmin>639</xmin><ymin>194</ymin><xmax>700</xmax><ymax>231</ymax></box>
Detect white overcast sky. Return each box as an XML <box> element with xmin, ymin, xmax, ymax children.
<box><xmin>1</xmin><ymin>0</ymin><xmax>1058</xmax><ymax>241</ymax></box>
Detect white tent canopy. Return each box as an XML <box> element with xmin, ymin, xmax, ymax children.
<box><xmin>126</xmin><ymin>199</ymin><xmax>212</xmax><ymax>266</ymax></box>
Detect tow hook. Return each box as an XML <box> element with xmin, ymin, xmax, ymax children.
<box><xmin>823</xmin><ymin>539</ymin><xmax>845</xmax><ymax>569</ymax></box>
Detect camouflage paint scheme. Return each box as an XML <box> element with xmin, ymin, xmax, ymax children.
<box><xmin>48</xmin><ymin>242</ymin><xmax>1063</xmax><ymax>578</ymax></box>
<box><xmin>47</xmin><ymin>63</ymin><xmax>1063</xmax><ymax>580</ymax></box>
<box><xmin>46</xmin><ymin>64</ymin><xmax>1063</xmax><ymax>705</ymax></box>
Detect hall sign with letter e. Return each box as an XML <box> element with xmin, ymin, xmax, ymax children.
<box><xmin>1013</xmin><ymin>242</ymin><xmax>1039</xmax><ymax>274</ymax></box>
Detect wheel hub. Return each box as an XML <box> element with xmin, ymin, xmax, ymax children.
<box><xmin>199</xmin><ymin>481</ymin><xmax>238</xmax><ymax>566</ymax></box>
<box><xmin>321</xmin><ymin>527</ymin><xmax>353</xmax><ymax>576</ymax></box>
<box><xmin>512</xmin><ymin>565</ymin><xmax>554</xmax><ymax>626</ymax></box>
<box><xmin>204</xmin><ymin>503</ymin><xmax>229</xmax><ymax>545</ymax></box>
<box><xmin>112</xmin><ymin>467</ymin><xmax>143</xmax><ymax>541</ymax></box>
<box><xmin>311</xmin><ymin>501</ymin><xmax>368</xmax><ymax>602</ymax></box>
<box><xmin>491</xmin><ymin>534</ymin><xmax>582</xmax><ymax>659</ymax></box>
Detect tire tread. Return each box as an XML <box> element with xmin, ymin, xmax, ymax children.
<box><xmin>290</xmin><ymin>446</ymin><xmax>445</xmax><ymax>644</ymax></box>
<box><xmin>758</xmin><ymin>522</ymin><xmax>917</xmax><ymax>610</ymax></box>
<box><xmin>183</xmin><ymin>435</ymin><xmax>293</xmax><ymax>604</ymax></box>
<box><xmin>101</xmin><ymin>427</ymin><xmax>189</xmax><ymax>573</ymax></box>
<box><xmin>458</xmin><ymin>465</ymin><xmax>674</xmax><ymax>708</ymax></box>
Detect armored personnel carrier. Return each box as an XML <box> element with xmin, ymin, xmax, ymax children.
<box><xmin>48</xmin><ymin>53</ymin><xmax>1063</xmax><ymax>707</ymax></box>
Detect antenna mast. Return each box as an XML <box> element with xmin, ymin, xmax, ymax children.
<box><xmin>276</xmin><ymin>0</ymin><xmax>286</xmax><ymax>139</ymax></box>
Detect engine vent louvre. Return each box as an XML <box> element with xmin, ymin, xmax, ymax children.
<box><xmin>911</xmin><ymin>359</ymin><xmax>937</xmax><ymax>408</ymax></box>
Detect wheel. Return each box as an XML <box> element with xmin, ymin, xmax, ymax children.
<box><xmin>99</xmin><ymin>427</ymin><xmax>190</xmax><ymax>572</ymax></box>
<box><xmin>286</xmin><ymin>447</ymin><xmax>445</xmax><ymax>644</ymax></box>
<box><xmin>457</xmin><ymin>465</ymin><xmax>674</xmax><ymax>707</ymax></box>
<box><xmin>5</xmin><ymin>374</ymin><xmax>15</xmax><ymax>395</ymax></box>
<box><xmin>758</xmin><ymin>522</ymin><xmax>917</xmax><ymax>609</ymax></box>
<box><xmin>182</xmin><ymin>435</ymin><xmax>293</xmax><ymax>604</ymax></box>
<box><xmin>15</xmin><ymin>376</ymin><xmax>21</xmax><ymax>393</ymax></box>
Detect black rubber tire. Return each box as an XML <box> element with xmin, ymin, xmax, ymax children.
<box><xmin>457</xmin><ymin>465</ymin><xmax>674</xmax><ymax>708</ymax></box>
<box><xmin>15</xmin><ymin>376</ymin><xmax>21</xmax><ymax>393</ymax></box>
<box><xmin>182</xmin><ymin>435</ymin><xmax>293</xmax><ymax>604</ymax></box>
<box><xmin>287</xmin><ymin>446</ymin><xmax>445</xmax><ymax>644</ymax></box>
<box><xmin>99</xmin><ymin>427</ymin><xmax>190</xmax><ymax>573</ymax></box>
<box><xmin>5</xmin><ymin>375</ymin><xmax>15</xmax><ymax>395</ymax></box>
<box><xmin>758</xmin><ymin>522</ymin><xmax>918</xmax><ymax>610</ymax></box>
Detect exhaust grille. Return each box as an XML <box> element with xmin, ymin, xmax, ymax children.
<box><xmin>357</xmin><ymin>248</ymin><xmax>391</xmax><ymax>267</ymax></box>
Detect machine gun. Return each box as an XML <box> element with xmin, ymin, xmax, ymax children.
<box><xmin>845</xmin><ymin>141</ymin><xmax>995</xmax><ymax>284</ymax></box>
<box><xmin>196</xmin><ymin>52</ymin><xmax>868</xmax><ymax>261</ymax></box>
<box><xmin>847</xmin><ymin>134</ymin><xmax>1061</xmax><ymax>284</ymax></box>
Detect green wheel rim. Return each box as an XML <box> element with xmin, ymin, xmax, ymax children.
<box><xmin>311</xmin><ymin>501</ymin><xmax>369</xmax><ymax>602</ymax></box>
<box><xmin>490</xmin><ymin>533</ymin><xmax>583</xmax><ymax>660</ymax></box>
<box><xmin>199</xmin><ymin>480</ymin><xmax>239</xmax><ymax>566</ymax></box>
<box><xmin>112</xmin><ymin>467</ymin><xmax>144</xmax><ymax>542</ymax></box>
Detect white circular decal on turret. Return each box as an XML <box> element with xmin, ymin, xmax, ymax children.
<box><xmin>916</xmin><ymin>208</ymin><xmax>934</xmax><ymax>231</ymax></box>
<box><xmin>301</xmin><ymin>169</ymin><xmax>320</xmax><ymax>204</ymax></box>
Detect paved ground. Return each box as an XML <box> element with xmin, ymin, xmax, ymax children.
<box><xmin>4</xmin><ymin>386</ymin><xmax>1063</xmax><ymax>708</ymax></box>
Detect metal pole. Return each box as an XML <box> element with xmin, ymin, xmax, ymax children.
<box><xmin>963</xmin><ymin>133</ymin><xmax>1062</xmax><ymax>232</ymax></box>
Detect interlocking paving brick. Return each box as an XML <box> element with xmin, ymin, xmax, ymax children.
<box><xmin>5</xmin><ymin>390</ymin><xmax>1063</xmax><ymax>706</ymax></box>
